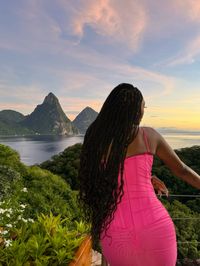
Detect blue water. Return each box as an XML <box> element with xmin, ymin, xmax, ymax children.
<box><xmin>0</xmin><ymin>131</ymin><xmax>200</xmax><ymax>166</ymax></box>
<box><xmin>0</xmin><ymin>135</ymin><xmax>83</xmax><ymax>165</ymax></box>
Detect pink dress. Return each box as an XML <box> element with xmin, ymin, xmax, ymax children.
<box><xmin>100</xmin><ymin>127</ymin><xmax>177</xmax><ymax>266</ymax></box>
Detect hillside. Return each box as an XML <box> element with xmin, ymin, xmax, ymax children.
<box><xmin>20</xmin><ymin>92</ymin><xmax>79</xmax><ymax>135</ymax></box>
<box><xmin>0</xmin><ymin>110</ymin><xmax>34</xmax><ymax>135</ymax></box>
<box><xmin>0</xmin><ymin>93</ymin><xmax>99</xmax><ymax>136</ymax></box>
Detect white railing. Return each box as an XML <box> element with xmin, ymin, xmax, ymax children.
<box><xmin>159</xmin><ymin>194</ymin><xmax>200</xmax><ymax>197</ymax></box>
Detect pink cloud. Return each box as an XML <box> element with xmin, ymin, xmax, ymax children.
<box><xmin>65</xmin><ymin>0</ymin><xmax>147</xmax><ymax>51</ymax></box>
<box><xmin>176</xmin><ymin>0</ymin><xmax>200</xmax><ymax>22</ymax></box>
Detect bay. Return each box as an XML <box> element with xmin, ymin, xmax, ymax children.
<box><xmin>0</xmin><ymin>131</ymin><xmax>200</xmax><ymax>166</ymax></box>
<box><xmin>0</xmin><ymin>135</ymin><xmax>84</xmax><ymax>166</ymax></box>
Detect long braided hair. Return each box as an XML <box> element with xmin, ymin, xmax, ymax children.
<box><xmin>77</xmin><ymin>83</ymin><xmax>144</xmax><ymax>249</ymax></box>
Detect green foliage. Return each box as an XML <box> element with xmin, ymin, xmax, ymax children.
<box><xmin>186</xmin><ymin>198</ymin><xmax>200</xmax><ymax>213</ymax></box>
<box><xmin>163</xmin><ymin>200</ymin><xmax>200</xmax><ymax>260</ymax></box>
<box><xmin>0</xmin><ymin>172</ymin><xmax>33</xmax><ymax>232</ymax></box>
<box><xmin>0</xmin><ymin>212</ymin><xmax>91</xmax><ymax>265</ymax></box>
<box><xmin>0</xmin><ymin>143</ymin><xmax>82</xmax><ymax>223</ymax></box>
<box><xmin>176</xmin><ymin>146</ymin><xmax>200</xmax><ymax>170</ymax></box>
<box><xmin>0</xmin><ymin>144</ymin><xmax>27</xmax><ymax>176</ymax></box>
<box><xmin>20</xmin><ymin>165</ymin><xmax>82</xmax><ymax>222</ymax></box>
<box><xmin>0</xmin><ymin>144</ymin><xmax>90</xmax><ymax>264</ymax></box>
<box><xmin>0</xmin><ymin>165</ymin><xmax>22</xmax><ymax>200</ymax></box>
<box><xmin>0</xmin><ymin>144</ymin><xmax>91</xmax><ymax>264</ymax></box>
<box><xmin>1</xmin><ymin>143</ymin><xmax>200</xmax><ymax>261</ymax></box>
<box><xmin>40</xmin><ymin>143</ymin><xmax>82</xmax><ymax>190</ymax></box>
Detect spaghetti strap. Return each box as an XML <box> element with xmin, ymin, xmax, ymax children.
<box><xmin>141</xmin><ymin>127</ymin><xmax>151</xmax><ymax>153</ymax></box>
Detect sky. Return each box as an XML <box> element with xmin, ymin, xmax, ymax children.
<box><xmin>0</xmin><ymin>0</ymin><xmax>200</xmax><ymax>131</ymax></box>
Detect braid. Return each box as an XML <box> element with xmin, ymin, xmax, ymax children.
<box><xmin>77</xmin><ymin>83</ymin><xmax>143</xmax><ymax>249</ymax></box>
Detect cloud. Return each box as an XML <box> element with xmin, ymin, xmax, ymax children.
<box><xmin>61</xmin><ymin>0</ymin><xmax>147</xmax><ymax>52</ymax></box>
<box><xmin>0</xmin><ymin>0</ymin><xmax>147</xmax><ymax>55</ymax></box>
<box><xmin>151</xmin><ymin>0</ymin><xmax>200</xmax><ymax>67</ymax></box>
<box><xmin>176</xmin><ymin>0</ymin><xmax>200</xmax><ymax>22</ymax></box>
<box><xmin>115</xmin><ymin>63</ymin><xmax>176</xmax><ymax>96</ymax></box>
<box><xmin>162</xmin><ymin>35</ymin><xmax>200</xmax><ymax>67</ymax></box>
<box><xmin>0</xmin><ymin>79</ymin><xmax>46</xmax><ymax>114</ymax></box>
<box><xmin>0</xmin><ymin>0</ymin><xmax>63</xmax><ymax>53</ymax></box>
<box><xmin>49</xmin><ymin>49</ymin><xmax>177</xmax><ymax>100</ymax></box>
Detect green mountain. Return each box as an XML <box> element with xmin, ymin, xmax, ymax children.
<box><xmin>0</xmin><ymin>110</ymin><xmax>25</xmax><ymax>122</ymax></box>
<box><xmin>20</xmin><ymin>92</ymin><xmax>79</xmax><ymax>135</ymax></box>
<box><xmin>0</xmin><ymin>93</ymin><xmax>80</xmax><ymax>136</ymax></box>
<box><xmin>0</xmin><ymin>93</ymin><xmax>99</xmax><ymax>136</ymax></box>
<box><xmin>0</xmin><ymin>110</ymin><xmax>34</xmax><ymax>135</ymax></box>
<box><xmin>72</xmin><ymin>106</ymin><xmax>98</xmax><ymax>134</ymax></box>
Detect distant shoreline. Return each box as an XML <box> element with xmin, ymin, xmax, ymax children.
<box><xmin>1</xmin><ymin>127</ymin><xmax>200</xmax><ymax>137</ymax></box>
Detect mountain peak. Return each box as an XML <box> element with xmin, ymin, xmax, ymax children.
<box><xmin>83</xmin><ymin>106</ymin><xmax>93</xmax><ymax>112</ymax></box>
<box><xmin>43</xmin><ymin>92</ymin><xmax>59</xmax><ymax>105</ymax></box>
<box><xmin>72</xmin><ymin>106</ymin><xmax>98</xmax><ymax>134</ymax></box>
<box><xmin>20</xmin><ymin>92</ymin><xmax>79</xmax><ymax>135</ymax></box>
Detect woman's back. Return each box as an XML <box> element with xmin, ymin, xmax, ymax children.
<box><xmin>100</xmin><ymin>127</ymin><xmax>177</xmax><ymax>266</ymax></box>
<box><xmin>125</xmin><ymin>126</ymin><xmax>156</xmax><ymax>157</ymax></box>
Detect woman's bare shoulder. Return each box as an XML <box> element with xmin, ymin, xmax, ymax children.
<box><xmin>141</xmin><ymin>126</ymin><xmax>160</xmax><ymax>138</ymax></box>
<box><xmin>142</xmin><ymin>127</ymin><xmax>188</xmax><ymax>178</ymax></box>
<box><xmin>140</xmin><ymin>126</ymin><xmax>161</xmax><ymax>154</ymax></box>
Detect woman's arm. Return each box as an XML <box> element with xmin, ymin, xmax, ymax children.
<box><xmin>151</xmin><ymin>128</ymin><xmax>200</xmax><ymax>189</ymax></box>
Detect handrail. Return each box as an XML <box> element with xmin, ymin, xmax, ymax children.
<box><xmin>172</xmin><ymin>217</ymin><xmax>200</xmax><ymax>219</ymax></box>
<box><xmin>157</xmin><ymin>194</ymin><xmax>200</xmax><ymax>197</ymax></box>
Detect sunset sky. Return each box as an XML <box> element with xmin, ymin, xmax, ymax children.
<box><xmin>0</xmin><ymin>0</ymin><xmax>200</xmax><ymax>130</ymax></box>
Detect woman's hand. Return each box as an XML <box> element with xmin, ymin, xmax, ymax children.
<box><xmin>151</xmin><ymin>175</ymin><xmax>169</xmax><ymax>197</ymax></box>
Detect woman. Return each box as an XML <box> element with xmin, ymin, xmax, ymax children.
<box><xmin>77</xmin><ymin>83</ymin><xmax>200</xmax><ymax>266</ymax></box>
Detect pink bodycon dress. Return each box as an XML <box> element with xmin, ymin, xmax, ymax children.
<box><xmin>100</xmin><ymin>127</ymin><xmax>177</xmax><ymax>266</ymax></box>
